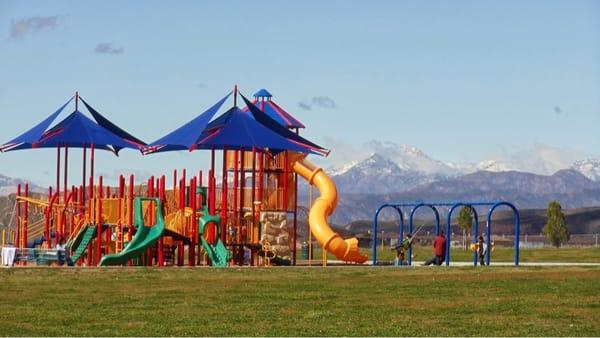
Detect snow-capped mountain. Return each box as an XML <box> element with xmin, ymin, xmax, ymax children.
<box><xmin>571</xmin><ymin>159</ymin><xmax>600</xmax><ymax>181</ymax></box>
<box><xmin>476</xmin><ymin>160</ymin><xmax>513</xmax><ymax>172</ymax></box>
<box><xmin>363</xmin><ymin>141</ymin><xmax>458</xmax><ymax>176</ymax></box>
<box><xmin>319</xmin><ymin>143</ymin><xmax>600</xmax><ymax>199</ymax></box>
<box><xmin>328</xmin><ymin>153</ymin><xmax>436</xmax><ymax>193</ymax></box>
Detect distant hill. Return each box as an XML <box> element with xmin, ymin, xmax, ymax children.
<box><xmin>0</xmin><ymin>174</ymin><xmax>45</xmax><ymax>196</ymax></box>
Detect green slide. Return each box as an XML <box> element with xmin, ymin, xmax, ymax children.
<box><xmin>68</xmin><ymin>225</ymin><xmax>97</xmax><ymax>263</ymax></box>
<box><xmin>195</xmin><ymin>187</ymin><xmax>229</xmax><ymax>267</ymax></box>
<box><xmin>99</xmin><ymin>198</ymin><xmax>165</xmax><ymax>266</ymax></box>
<box><xmin>198</xmin><ymin>210</ymin><xmax>229</xmax><ymax>267</ymax></box>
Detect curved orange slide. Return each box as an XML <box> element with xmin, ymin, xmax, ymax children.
<box><xmin>293</xmin><ymin>157</ymin><xmax>368</xmax><ymax>263</ymax></box>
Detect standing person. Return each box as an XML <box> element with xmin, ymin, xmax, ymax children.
<box><xmin>477</xmin><ymin>235</ymin><xmax>487</xmax><ymax>266</ymax></box>
<box><xmin>423</xmin><ymin>231</ymin><xmax>446</xmax><ymax>266</ymax></box>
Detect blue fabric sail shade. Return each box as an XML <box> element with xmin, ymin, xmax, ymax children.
<box><xmin>80</xmin><ymin>97</ymin><xmax>146</xmax><ymax>152</ymax></box>
<box><xmin>190</xmin><ymin>106</ymin><xmax>322</xmax><ymax>155</ymax></box>
<box><xmin>143</xmin><ymin>92</ymin><xmax>231</xmax><ymax>154</ymax></box>
<box><xmin>1</xmin><ymin>95</ymin><xmax>146</xmax><ymax>154</ymax></box>
<box><xmin>3</xmin><ymin>111</ymin><xmax>139</xmax><ymax>154</ymax></box>
<box><xmin>0</xmin><ymin>97</ymin><xmax>73</xmax><ymax>152</ymax></box>
<box><xmin>240</xmin><ymin>94</ymin><xmax>329</xmax><ymax>156</ymax></box>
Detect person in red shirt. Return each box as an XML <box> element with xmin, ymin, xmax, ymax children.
<box><xmin>423</xmin><ymin>230</ymin><xmax>446</xmax><ymax>266</ymax></box>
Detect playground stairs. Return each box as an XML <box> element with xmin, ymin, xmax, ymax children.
<box><xmin>68</xmin><ymin>225</ymin><xmax>96</xmax><ymax>263</ymax></box>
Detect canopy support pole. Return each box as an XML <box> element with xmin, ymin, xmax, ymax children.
<box><xmin>221</xmin><ymin>148</ymin><xmax>228</xmax><ymax>245</ymax></box>
<box><xmin>82</xmin><ymin>146</ymin><xmax>87</xmax><ymax>201</ymax></box>
<box><xmin>56</xmin><ymin>147</ymin><xmax>61</xmax><ymax>204</ymax></box>
<box><xmin>64</xmin><ymin>146</ymin><xmax>69</xmax><ymax>206</ymax></box>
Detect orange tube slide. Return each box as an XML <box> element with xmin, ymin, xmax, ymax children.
<box><xmin>293</xmin><ymin>158</ymin><xmax>367</xmax><ymax>263</ymax></box>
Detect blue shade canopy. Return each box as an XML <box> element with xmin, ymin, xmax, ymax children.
<box><xmin>80</xmin><ymin>97</ymin><xmax>147</xmax><ymax>153</ymax></box>
<box><xmin>144</xmin><ymin>92</ymin><xmax>231</xmax><ymax>153</ymax></box>
<box><xmin>5</xmin><ymin>111</ymin><xmax>139</xmax><ymax>154</ymax></box>
<box><xmin>191</xmin><ymin>106</ymin><xmax>322</xmax><ymax>155</ymax></box>
<box><xmin>1</xmin><ymin>95</ymin><xmax>145</xmax><ymax>154</ymax></box>
<box><xmin>0</xmin><ymin>97</ymin><xmax>73</xmax><ymax>152</ymax></box>
<box><xmin>240</xmin><ymin>94</ymin><xmax>329</xmax><ymax>155</ymax></box>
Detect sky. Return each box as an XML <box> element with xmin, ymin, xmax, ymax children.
<box><xmin>0</xmin><ymin>1</ymin><xmax>599</xmax><ymax>186</ymax></box>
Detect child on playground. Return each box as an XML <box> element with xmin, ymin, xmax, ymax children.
<box><xmin>477</xmin><ymin>235</ymin><xmax>487</xmax><ymax>266</ymax></box>
<box><xmin>393</xmin><ymin>233</ymin><xmax>413</xmax><ymax>266</ymax></box>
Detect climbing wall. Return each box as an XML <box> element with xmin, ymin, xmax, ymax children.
<box><xmin>260</xmin><ymin>211</ymin><xmax>291</xmax><ymax>261</ymax></box>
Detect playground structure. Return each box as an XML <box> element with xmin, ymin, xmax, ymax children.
<box><xmin>1</xmin><ymin>87</ymin><xmax>367</xmax><ymax>267</ymax></box>
<box><xmin>372</xmin><ymin>201</ymin><xmax>520</xmax><ymax>266</ymax></box>
<box><xmin>1</xmin><ymin>86</ymin><xmax>521</xmax><ymax>268</ymax></box>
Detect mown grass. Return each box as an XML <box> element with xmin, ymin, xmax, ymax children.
<box><xmin>0</xmin><ymin>267</ymin><xmax>599</xmax><ymax>336</ymax></box>
<box><xmin>302</xmin><ymin>245</ymin><xmax>600</xmax><ymax>263</ymax></box>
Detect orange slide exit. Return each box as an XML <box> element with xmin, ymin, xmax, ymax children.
<box><xmin>293</xmin><ymin>157</ymin><xmax>368</xmax><ymax>263</ymax></box>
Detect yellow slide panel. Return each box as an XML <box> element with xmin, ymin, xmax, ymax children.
<box><xmin>293</xmin><ymin>158</ymin><xmax>367</xmax><ymax>263</ymax></box>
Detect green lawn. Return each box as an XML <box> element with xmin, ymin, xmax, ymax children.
<box><xmin>0</xmin><ymin>267</ymin><xmax>599</xmax><ymax>336</ymax></box>
<box><xmin>302</xmin><ymin>246</ymin><xmax>600</xmax><ymax>264</ymax></box>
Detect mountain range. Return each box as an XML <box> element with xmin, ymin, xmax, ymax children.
<box><xmin>299</xmin><ymin>144</ymin><xmax>600</xmax><ymax>224</ymax></box>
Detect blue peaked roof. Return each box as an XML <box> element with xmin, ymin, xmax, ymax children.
<box><xmin>144</xmin><ymin>92</ymin><xmax>231</xmax><ymax>153</ymax></box>
<box><xmin>243</xmin><ymin>89</ymin><xmax>305</xmax><ymax>129</ymax></box>
<box><xmin>1</xmin><ymin>95</ymin><xmax>146</xmax><ymax>154</ymax></box>
<box><xmin>253</xmin><ymin>89</ymin><xmax>272</xmax><ymax>98</ymax></box>
<box><xmin>241</xmin><ymin>94</ymin><xmax>327</xmax><ymax>155</ymax></box>
<box><xmin>191</xmin><ymin>106</ymin><xmax>321</xmax><ymax>154</ymax></box>
<box><xmin>0</xmin><ymin>97</ymin><xmax>73</xmax><ymax>152</ymax></box>
<box><xmin>145</xmin><ymin>91</ymin><xmax>328</xmax><ymax>155</ymax></box>
<box><xmin>80</xmin><ymin>97</ymin><xmax>146</xmax><ymax>152</ymax></box>
<box><xmin>6</xmin><ymin>111</ymin><xmax>137</xmax><ymax>153</ymax></box>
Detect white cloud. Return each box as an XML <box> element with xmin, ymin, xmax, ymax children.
<box><xmin>10</xmin><ymin>16</ymin><xmax>60</xmax><ymax>38</ymax></box>
<box><xmin>94</xmin><ymin>43</ymin><xmax>124</xmax><ymax>55</ymax></box>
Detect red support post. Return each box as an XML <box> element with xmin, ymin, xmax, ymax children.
<box><xmin>56</xmin><ymin>147</ymin><xmax>61</xmax><ymax>203</ymax></box>
<box><xmin>251</xmin><ymin>147</ymin><xmax>256</xmax><ymax>243</ymax></box>
<box><xmin>95</xmin><ymin>176</ymin><xmax>103</xmax><ymax>265</ymax></box>
<box><xmin>82</xmin><ymin>146</ymin><xmax>87</xmax><ymax>201</ymax></box>
<box><xmin>283</xmin><ymin>151</ymin><xmax>289</xmax><ymax>212</ymax></box>
<box><xmin>239</xmin><ymin>150</ymin><xmax>245</xmax><ymax>243</ymax></box>
<box><xmin>16</xmin><ymin>185</ymin><xmax>21</xmax><ymax>254</ymax></box>
<box><xmin>197</xmin><ymin>171</ymin><xmax>203</xmax><ymax>265</ymax></box>
<box><xmin>221</xmin><ymin>148</ymin><xmax>228</xmax><ymax>244</ymax></box>
<box><xmin>188</xmin><ymin>177</ymin><xmax>196</xmax><ymax>266</ymax></box>
<box><xmin>128</xmin><ymin>174</ymin><xmax>134</xmax><ymax>266</ymax></box>
<box><xmin>233</xmin><ymin>151</ymin><xmax>239</xmax><ymax>237</ymax></box>
<box><xmin>64</xmin><ymin>146</ymin><xmax>69</xmax><ymax>204</ymax></box>
<box><xmin>23</xmin><ymin>184</ymin><xmax>28</xmax><ymax>266</ymax></box>
<box><xmin>118</xmin><ymin>175</ymin><xmax>124</xmax><ymax>256</ymax></box>
<box><xmin>86</xmin><ymin>176</ymin><xmax>93</xmax><ymax>266</ymax></box>
<box><xmin>148</xmin><ymin>176</ymin><xmax>154</xmax><ymax>266</ymax></box>
<box><xmin>207</xmin><ymin>170</ymin><xmax>214</xmax><ymax>242</ymax></box>
<box><xmin>158</xmin><ymin>175</ymin><xmax>165</xmax><ymax>267</ymax></box>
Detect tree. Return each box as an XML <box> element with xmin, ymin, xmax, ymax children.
<box><xmin>543</xmin><ymin>200</ymin><xmax>570</xmax><ymax>248</ymax></box>
<box><xmin>457</xmin><ymin>206</ymin><xmax>474</xmax><ymax>250</ymax></box>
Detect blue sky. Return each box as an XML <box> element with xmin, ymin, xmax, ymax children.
<box><xmin>0</xmin><ymin>1</ymin><xmax>599</xmax><ymax>185</ymax></box>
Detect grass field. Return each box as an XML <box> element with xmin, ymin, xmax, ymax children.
<box><xmin>361</xmin><ymin>245</ymin><xmax>600</xmax><ymax>263</ymax></box>
<box><xmin>1</xmin><ymin>267</ymin><xmax>599</xmax><ymax>336</ymax></box>
<box><xmin>300</xmin><ymin>245</ymin><xmax>600</xmax><ymax>264</ymax></box>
